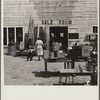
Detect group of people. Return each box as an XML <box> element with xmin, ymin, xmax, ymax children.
<box><xmin>27</xmin><ymin>37</ymin><xmax>44</xmax><ymax>61</ymax></box>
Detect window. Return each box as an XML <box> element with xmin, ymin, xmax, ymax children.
<box><xmin>69</xmin><ymin>33</ymin><xmax>79</xmax><ymax>39</ymax></box>
<box><xmin>4</xmin><ymin>28</ymin><xmax>7</xmax><ymax>45</ymax></box>
<box><xmin>3</xmin><ymin>27</ymin><xmax>23</xmax><ymax>46</ymax></box>
<box><xmin>89</xmin><ymin>34</ymin><xmax>97</xmax><ymax>42</ymax></box>
<box><xmin>93</xmin><ymin>26</ymin><xmax>98</xmax><ymax>33</ymax></box>
<box><xmin>16</xmin><ymin>27</ymin><xmax>23</xmax><ymax>45</ymax></box>
<box><xmin>8</xmin><ymin>27</ymin><xmax>15</xmax><ymax>42</ymax></box>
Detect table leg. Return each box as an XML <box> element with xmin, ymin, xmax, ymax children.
<box><xmin>72</xmin><ymin>59</ymin><xmax>75</xmax><ymax>69</ymax></box>
<box><xmin>64</xmin><ymin>61</ymin><xmax>66</xmax><ymax>69</ymax></box>
<box><xmin>90</xmin><ymin>74</ymin><xmax>95</xmax><ymax>85</ymax></box>
<box><xmin>69</xmin><ymin>75</ymin><xmax>70</xmax><ymax>83</ymax></box>
<box><xmin>67</xmin><ymin>62</ymin><xmax>69</xmax><ymax>69</ymax></box>
<box><xmin>45</xmin><ymin>61</ymin><xmax>47</xmax><ymax>73</ymax></box>
<box><xmin>65</xmin><ymin>75</ymin><xmax>67</xmax><ymax>84</ymax></box>
<box><xmin>72</xmin><ymin>76</ymin><xmax>74</xmax><ymax>83</ymax></box>
<box><xmin>59</xmin><ymin>74</ymin><xmax>62</xmax><ymax>85</ymax></box>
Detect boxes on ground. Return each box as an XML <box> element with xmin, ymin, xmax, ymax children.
<box><xmin>49</xmin><ymin>50</ymin><xmax>65</xmax><ymax>58</ymax></box>
<box><xmin>20</xmin><ymin>41</ymin><xmax>24</xmax><ymax>50</ymax></box>
<box><xmin>43</xmin><ymin>50</ymin><xmax>49</xmax><ymax>59</ymax></box>
<box><xmin>57</xmin><ymin>50</ymin><xmax>65</xmax><ymax>58</ymax></box>
<box><xmin>82</xmin><ymin>45</ymin><xmax>90</xmax><ymax>57</ymax></box>
<box><xmin>69</xmin><ymin>45</ymin><xmax>90</xmax><ymax>58</ymax></box>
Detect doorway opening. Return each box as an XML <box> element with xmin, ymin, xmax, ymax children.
<box><xmin>49</xmin><ymin>27</ymin><xmax>68</xmax><ymax>54</ymax></box>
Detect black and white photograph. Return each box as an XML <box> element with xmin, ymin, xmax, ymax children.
<box><xmin>3</xmin><ymin>0</ymin><xmax>98</xmax><ymax>86</ymax></box>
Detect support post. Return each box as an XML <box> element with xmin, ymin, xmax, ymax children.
<box><xmin>72</xmin><ymin>58</ymin><xmax>75</xmax><ymax>69</ymax></box>
<box><xmin>64</xmin><ymin>60</ymin><xmax>66</xmax><ymax>69</ymax></box>
<box><xmin>37</xmin><ymin>24</ymin><xmax>39</xmax><ymax>37</ymax></box>
<box><xmin>59</xmin><ymin>74</ymin><xmax>62</xmax><ymax>85</ymax></box>
<box><xmin>45</xmin><ymin>60</ymin><xmax>47</xmax><ymax>73</ymax></box>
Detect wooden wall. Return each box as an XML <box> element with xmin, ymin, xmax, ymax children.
<box><xmin>4</xmin><ymin>0</ymin><xmax>98</xmax><ymax>41</ymax></box>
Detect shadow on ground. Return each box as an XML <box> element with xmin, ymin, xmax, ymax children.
<box><xmin>53</xmin><ymin>83</ymin><xmax>86</xmax><ymax>86</ymax></box>
<box><xmin>32</xmin><ymin>71</ymin><xmax>60</xmax><ymax>78</ymax></box>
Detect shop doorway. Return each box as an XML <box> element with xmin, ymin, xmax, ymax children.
<box><xmin>49</xmin><ymin>27</ymin><xmax>68</xmax><ymax>53</ymax></box>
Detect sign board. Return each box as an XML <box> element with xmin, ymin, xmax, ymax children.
<box><xmin>82</xmin><ymin>46</ymin><xmax>90</xmax><ymax>57</ymax></box>
<box><xmin>41</xmin><ymin>20</ymin><xmax>72</xmax><ymax>25</ymax></box>
<box><xmin>43</xmin><ymin>50</ymin><xmax>49</xmax><ymax>59</ymax></box>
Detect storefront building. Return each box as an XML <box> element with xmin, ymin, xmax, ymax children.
<box><xmin>3</xmin><ymin>0</ymin><xmax>98</xmax><ymax>52</ymax></box>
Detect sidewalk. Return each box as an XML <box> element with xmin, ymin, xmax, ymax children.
<box><xmin>4</xmin><ymin>54</ymin><xmax>90</xmax><ymax>85</ymax></box>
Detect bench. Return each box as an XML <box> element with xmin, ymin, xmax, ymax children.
<box><xmin>16</xmin><ymin>50</ymin><xmax>27</xmax><ymax>56</ymax></box>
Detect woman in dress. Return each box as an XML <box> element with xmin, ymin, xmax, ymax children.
<box><xmin>35</xmin><ymin>37</ymin><xmax>43</xmax><ymax>61</ymax></box>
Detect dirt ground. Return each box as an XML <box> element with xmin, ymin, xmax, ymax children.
<box><xmin>4</xmin><ymin>54</ymin><xmax>91</xmax><ymax>85</ymax></box>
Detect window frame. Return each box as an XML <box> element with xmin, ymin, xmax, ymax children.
<box><xmin>3</xmin><ymin>26</ymin><xmax>24</xmax><ymax>46</ymax></box>
<box><xmin>68</xmin><ymin>33</ymin><xmax>79</xmax><ymax>39</ymax></box>
<box><xmin>3</xmin><ymin>27</ymin><xmax>7</xmax><ymax>45</ymax></box>
<box><xmin>68</xmin><ymin>27</ymin><xmax>80</xmax><ymax>42</ymax></box>
<box><xmin>92</xmin><ymin>25</ymin><xmax>98</xmax><ymax>33</ymax></box>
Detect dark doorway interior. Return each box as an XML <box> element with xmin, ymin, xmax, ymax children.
<box><xmin>8</xmin><ymin>27</ymin><xmax>15</xmax><ymax>43</ymax></box>
<box><xmin>50</xmin><ymin>27</ymin><xmax>68</xmax><ymax>52</ymax></box>
<box><xmin>16</xmin><ymin>27</ymin><xmax>23</xmax><ymax>45</ymax></box>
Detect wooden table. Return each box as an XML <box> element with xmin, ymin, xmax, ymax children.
<box><xmin>44</xmin><ymin>57</ymin><xmax>96</xmax><ymax>85</ymax></box>
<box><xmin>59</xmin><ymin>69</ymin><xmax>93</xmax><ymax>85</ymax></box>
<box><xmin>44</xmin><ymin>57</ymin><xmax>88</xmax><ymax>73</ymax></box>
<box><xmin>44</xmin><ymin>58</ymin><xmax>72</xmax><ymax>73</ymax></box>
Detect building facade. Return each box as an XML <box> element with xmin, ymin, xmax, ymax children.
<box><xmin>3</xmin><ymin>0</ymin><xmax>98</xmax><ymax>52</ymax></box>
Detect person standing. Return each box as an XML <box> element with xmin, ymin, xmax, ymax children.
<box><xmin>35</xmin><ymin>37</ymin><xmax>44</xmax><ymax>61</ymax></box>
